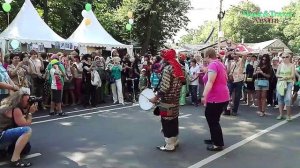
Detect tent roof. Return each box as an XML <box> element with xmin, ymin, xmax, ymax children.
<box><xmin>246</xmin><ymin>39</ymin><xmax>292</xmax><ymax>53</ymax></box>
<box><xmin>67</xmin><ymin>10</ymin><xmax>131</xmax><ymax>49</ymax></box>
<box><xmin>0</xmin><ymin>0</ymin><xmax>65</xmax><ymax>44</ymax></box>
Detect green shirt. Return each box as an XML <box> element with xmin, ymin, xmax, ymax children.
<box><xmin>111</xmin><ymin>65</ymin><xmax>122</xmax><ymax>80</ymax></box>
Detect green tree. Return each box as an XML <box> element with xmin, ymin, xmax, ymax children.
<box><xmin>180</xmin><ymin>21</ymin><xmax>218</xmax><ymax>45</ymax></box>
<box><xmin>222</xmin><ymin>1</ymin><xmax>274</xmax><ymax>43</ymax></box>
<box><xmin>133</xmin><ymin>0</ymin><xmax>190</xmax><ymax>54</ymax></box>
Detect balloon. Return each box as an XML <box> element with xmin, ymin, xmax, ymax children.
<box><xmin>128</xmin><ymin>11</ymin><xmax>133</xmax><ymax>18</ymax></box>
<box><xmin>85</xmin><ymin>3</ymin><xmax>92</xmax><ymax>11</ymax></box>
<box><xmin>2</xmin><ymin>3</ymin><xmax>11</xmax><ymax>13</ymax></box>
<box><xmin>85</xmin><ymin>18</ymin><xmax>91</xmax><ymax>26</ymax></box>
<box><xmin>81</xmin><ymin>10</ymin><xmax>88</xmax><ymax>18</ymax></box>
<box><xmin>126</xmin><ymin>24</ymin><xmax>132</xmax><ymax>31</ymax></box>
<box><xmin>129</xmin><ymin>19</ymin><xmax>134</xmax><ymax>24</ymax></box>
<box><xmin>5</xmin><ymin>0</ymin><xmax>13</xmax><ymax>3</ymax></box>
<box><xmin>10</xmin><ymin>40</ymin><xmax>20</xmax><ymax>50</ymax></box>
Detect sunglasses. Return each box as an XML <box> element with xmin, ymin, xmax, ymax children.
<box><xmin>282</xmin><ymin>56</ymin><xmax>289</xmax><ymax>58</ymax></box>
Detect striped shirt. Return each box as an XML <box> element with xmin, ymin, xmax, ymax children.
<box><xmin>0</xmin><ymin>65</ymin><xmax>10</xmax><ymax>95</ymax></box>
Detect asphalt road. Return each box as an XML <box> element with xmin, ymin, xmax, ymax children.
<box><xmin>1</xmin><ymin>102</ymin><xmax>299</xmax><ymax>168</ymax></box>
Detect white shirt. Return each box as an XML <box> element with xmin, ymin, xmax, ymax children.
<box><xmin>189</xmin><ymin>65</ymin><xmax>200</xmax><ymax>86</ymax></box>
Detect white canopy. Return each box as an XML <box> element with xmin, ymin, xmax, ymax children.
<box><xmin>0</xmin><ymin>0</ymin><xmax>65</xmax><ymax>44</ymax></box>
<box><xmin>67</xmin><ymin>10</ymin><xmax>133</xmax><ymax>55</ymax></box>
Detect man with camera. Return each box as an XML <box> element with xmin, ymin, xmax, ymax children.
<box><xmin>0</xmin><ymin>91</ymin><xmax>38</xmax><ymax>167</ymax></box>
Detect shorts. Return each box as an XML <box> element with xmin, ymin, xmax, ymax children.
<box><xmin>254</xmin><ymin>80</ymin><xmax>269</xmax><ymax>91</ymax></box>
<box><xmin>0</xmin><ymin>127</ymin><xmax>31</xmax><ymax>147</ymax></box>
<box><xmin>51</xmin><ymin>89</ymin><xmax>62</xmax><ymax>103</ymax></box>
<box><xmin>277</xmin><ymin>82</ymin><xmax>293</xmax><ymax>106</ymax></box>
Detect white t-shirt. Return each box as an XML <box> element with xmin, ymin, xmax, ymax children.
<box><xmin>189</xmin><ymin>65</ymin><xmax>200</xmax><ymax>86</ymax></box>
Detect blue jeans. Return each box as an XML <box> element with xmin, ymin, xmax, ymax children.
<box><xmin>0</xmin><ymin>127</ymin><xmax>31</xmax><ymax>148</ymax></box>
<box><xmin>228</xmin><ymin>81</ymin><xmax>243</xmax><ymax>114</ymax></box>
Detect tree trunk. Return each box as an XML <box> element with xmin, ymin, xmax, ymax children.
<box><xmin>141</xmin><ymin>0</ymin><xmax>159</xmax><ymax>55</ymax></box>
<box><xmin>43</xmin><ymin>0</ymin><xmax>49</xmax><ymax>24</ymax></box>
<box><xmin>141</xmin><ymin>12</ymin><xmax>152</xmax><ymax>55</ymax></box>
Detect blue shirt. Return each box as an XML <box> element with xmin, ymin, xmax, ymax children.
<box><xmin>0</xmin><ymin>64</ymin><xmax>10</xmax><ymax>95</ymax></box>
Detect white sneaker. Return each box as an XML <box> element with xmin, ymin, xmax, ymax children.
<box><xmin>250</xmin><ymin>104</ymin><xmax>257</xmax><ymax>107</ymax></box>
<box><xmin>267</xmin><ymin>104</ymin><xmax>271</xmax><ymax>107</ymax></box>
<box><xmin>274</xmin><ymin>105</ymin><xmax>279</xmax><ymax>109</ymax></box>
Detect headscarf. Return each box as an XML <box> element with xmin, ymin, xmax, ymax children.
<box><xmin>162</xmin><ymin>49</ymin><xmax>185</xmax><ymax>81</ymax></box>
<box><xmin>179</xmin><ymin>53</ymin><xmax>187</xmax><ymax>61</ymax></box>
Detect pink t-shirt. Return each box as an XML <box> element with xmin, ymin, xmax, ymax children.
<box><xmin>203</xmin><ymin>60</ymin><xmax>230</xmax><ymax>103</ymax></box>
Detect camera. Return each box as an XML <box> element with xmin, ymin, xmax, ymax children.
<box><xmin>28</xmin><ymin>96</ymin><xmax>43</xmax><ymax>106</ymax></box>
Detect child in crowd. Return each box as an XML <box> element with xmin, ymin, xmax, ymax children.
<box><xmin>91</xmin><ymin>62</ymin><xmax>102</xmax><ymax>107</ymax></box>
<box><xmin>139</xmin><ymin>69</ymin><xmax>148</xmax><ymax>91</ymax></box>
<box><xmin>49</xmin><ymin>59</ymin><xmax>66</xmax><ymax>116</ymax></box>
<box><xmin>150</xmin><ymin>63</ymin><xmax>161</xmax><ymax>89</ymax></box>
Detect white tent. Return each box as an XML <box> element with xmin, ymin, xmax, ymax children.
<box><xmin>0</xmin><ymin>0</ymin><xmax>65</xmax><ymax>54</ymax></box>
<box><xmin>246</xmin><ymin>39</ymin><xmax>292</xmax><ymax>53</ymax></box>
<box><xmin>67</xmin><ymin>10</ymin><xmax>133</xmax><ymax>56</ymax></box>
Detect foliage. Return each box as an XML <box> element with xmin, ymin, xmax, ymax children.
<box><xmin>180</xmin><ymin>21</ymin><xmax>218</xmax><ymax>45</ymax></box>
<box><xmin>0</xmin><ymin>0</ymin><xmax>190</xmax><ymax>54</ymax></box>
<box><xmin>179</xmin><ymin>0</ymin><xmax>300</xmax><ymax>53</ymax></box>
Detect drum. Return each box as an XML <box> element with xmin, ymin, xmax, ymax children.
<box><xmin>139</xmin><ymin>88</ymin><xmax>156</xmax><ymax>111</ymax></box>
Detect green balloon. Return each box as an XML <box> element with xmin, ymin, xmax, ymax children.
<box><xmin>85</xmin><ymin>3</ymin><xmax>92</xmax><ymax>11</ymax></box>
<box><xmin>2</xmin><ymin>3</ymin><xmax>11</xmax><ymax>13</ymax></box>
<box><xmin>126</xmin><ymin>24</ymin><xmax>132</xmax><ymax>31</ymax></box>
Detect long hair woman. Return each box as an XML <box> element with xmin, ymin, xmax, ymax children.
<box><xmin>253</xmin><ymin>54</ymin><xmax>271</xmax><ymax>117</ymax></box>
<box><xmin>276</xmin><ymin>53</ymin><xmax>295</xmax><ymax>121</ymax></box>
<box><xmin>201</xmin><ymin>48</ymin><xmax>230</xmax><ymax>151</ymax></box>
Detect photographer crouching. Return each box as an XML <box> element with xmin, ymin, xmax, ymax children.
<box><xmin>0</xmin><ymin>91</ymin><xmax>38</xmax><ymax>167</ymax></box>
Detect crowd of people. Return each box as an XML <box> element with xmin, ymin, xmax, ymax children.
<box><xmin>0</xmin><ymin>45</ymin><xmax>299</xmax><ymax>166</ymax></box>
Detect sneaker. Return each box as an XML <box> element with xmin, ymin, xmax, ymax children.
<box><xmin>250</xmin><ymin>104</ymin><xmax>257</xmax><ymax>107</ymax></box>
<box><xmin>113</xmin><ymin>101</ymin><xmax>118</xmax><ymax>104</ymax></box>
<box><xmin>277</xmin><ymin>115</ymin><xmax>283</xmax><ymax>120</ymax></box>
<box><xmin>267</xmin><ymin>104</ymin><xmax>271</xmax><ymax>107</ymax></box>
<box><xmin>274</xmin><ymin>105</ymin><xmax>279</xmax><ymax>109</ymax></box>
<box><xmin>58</xmin><ymin>112</ymin><xmax>68</xmax><ymax>116</ymax></box>
<box><xmin>286</xmin><ymin>116</ymin><xmax>292</xmax><ymax>121</ymax></box>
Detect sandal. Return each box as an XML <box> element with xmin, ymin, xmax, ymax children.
<box><xmin>10</xmin><ymin>159</ymin><xmax>32</xmax><ymax>167</ymax></box>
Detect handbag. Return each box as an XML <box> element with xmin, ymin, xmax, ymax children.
<box><xmin>257</xmin><ymin>79</ymin><xmax>268</xmax><ymax>87</ymax></box>
<box><xmin>228</xmin><ymin>63</ymin><xmax>237</xmax><ymax>83</ymax></box>
<box><xmin>255</xmin><ymin>67</ymin><xmax>268</xmax><ymax>87</ymax></box>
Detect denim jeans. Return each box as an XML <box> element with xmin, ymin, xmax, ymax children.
<box><xmin>228</xmin><ymin>81</ymin><xmax>243</xmax><ymax>114</ymax></box>
<box><xmin>189</xmin><ymin>85</ymin><xmax>198</xmax><ymax>105</ymax></box>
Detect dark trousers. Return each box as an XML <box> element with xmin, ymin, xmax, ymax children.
<box><xmin>228</xmin><ymin>81</ymin><xmax>243</xmax><ymax>113</ymax></box>
<box><xmin>205</xmin><ymin>101</ymin><xmax>228</xmax><ymax>146</ymax></box>
<box><xmin>98</xmin><ymin>81</ymin><xmax>106</xmax><ymax>103</ymax></box>
<box><xmin>267</xmin><ymin>84</ymin><xmax>278</xmax><ymax>106</ymax></box>
<box><xmin>190</xmin><ymin>85</ymin><xmax>198</xmax><ymax>105</ymax></box>
<box><xmin>83</xmin><ymin>82</ymin><xmax>95</xmax><ymax>106</ymax></box>
<box><xmin>161</xmin><ymin>117</ymin><xmax>179</xmax><ymax>138</ymax></box>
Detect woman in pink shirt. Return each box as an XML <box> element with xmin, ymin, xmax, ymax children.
<box><xmin>202</xmin><ymin>48</ymin><xmax>230</xmax><ymax>151</ymax></box>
